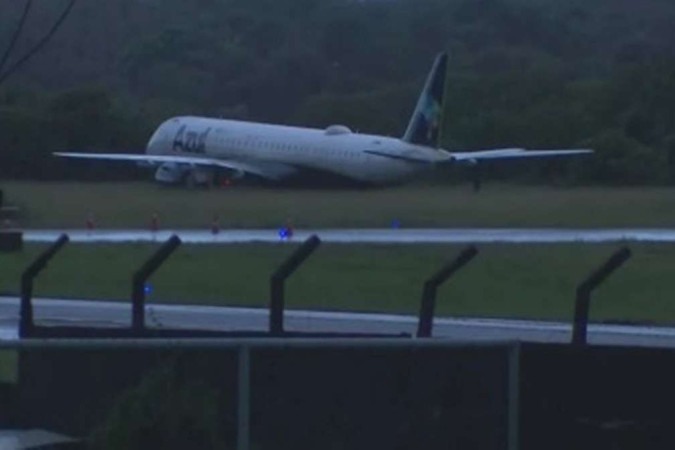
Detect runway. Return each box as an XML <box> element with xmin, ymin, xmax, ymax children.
<box><xmin>1</xmin><ymin>297</ymin><xmax>675</xmax><ymax>347</ymax></box>
<box><xmin>20</xmin><ymin>227</ymin><xmax>675</xmax><ymax>244</ymax></box>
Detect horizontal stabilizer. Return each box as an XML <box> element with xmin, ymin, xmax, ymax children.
<box><xmin>450</xmin><ymin>148</ymin><xmax>593</xmax><ymax>162</ymax></box>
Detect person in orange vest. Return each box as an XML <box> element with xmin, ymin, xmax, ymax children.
<box><xmin>150</xmin><ymin>213</ymin><xmax>159</xmax><ymax>233</ymax></box>
<box><xmin>285</xmin><ymin>218</ymin><xmax>294</xmax><ymax>239</ymax></box>
<box><xmin>85</xmin><ymin>213</ymin><xmax>95</xmax><ymax>232</ymax></box>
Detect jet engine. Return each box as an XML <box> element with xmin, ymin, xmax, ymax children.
<box><xmin>154</xmin><ymin>162</ymin><xmax>187</xmax><ymax>184</ymax></box>
<box><xmin>154</xmin><ymin>163</ymin><xmax>214</xmax><ymax>187</ymax></box>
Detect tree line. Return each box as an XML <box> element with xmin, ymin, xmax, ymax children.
<box><xmin>1</xmin><ymin>0</ymin><xmax>675</xmax><ymax>184</ymax></box>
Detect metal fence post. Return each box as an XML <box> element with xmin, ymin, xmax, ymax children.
<box><xmin>20</xmin><ymin>234</ymin><xmax>69</xmax><ymax>337</ymax></box>
<box><xmin>507</xmin><ymin>343</ymin><xmax>521</xmax><ymax>450</ymax></box>
<box><xmin>416</xmin><ymin>245</ymin><xmax>478</xmax><ymax>338</ymax></box>
<box><xmin>572</xmin><ymin>246</ymin><xmax>631</xmax><ymax>345</ymax></box>
<box><xmin>269</xmin><ymin>235</ymin><xmax>321</xmax><ymax>335</ymax></box>
<box><xmin>237</xmin><ymin>345</ymin><xmax>251</xmax><ymax>450</ymax></box>
<box><xmin>131</xmin><ymin>234</ymin><xmax>181</xmax><ymax>331</ymax></box>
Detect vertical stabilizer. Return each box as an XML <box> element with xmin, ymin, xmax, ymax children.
<box><xmin>402</xmin><ymin>52</ymin><xmax>448</xmax><ymax>148</ymax></box>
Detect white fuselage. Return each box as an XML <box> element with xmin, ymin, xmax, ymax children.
<box><xmin>54</xmin><ymin>52</ymin><xmax>592</xmax><ymax>186</ymax></box>
<box><xmin>146</xmin><ymin>116</ymin><xmax>449</xmax><ymax>184</ymax></box>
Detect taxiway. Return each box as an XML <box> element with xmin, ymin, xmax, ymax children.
<box><xmin>1</xmin><ymin>297</ymin><xmax>674</xmax><ymax>347</ymax></box>
<box><xmin>21</xmin><ymin>227</ymin><xmax>675</xmax><ymax>244</ymax></box>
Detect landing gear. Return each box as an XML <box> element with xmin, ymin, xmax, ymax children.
<box><xmin>183</xmin><ymin>169</ymin><xmax>216</xmax><ymax>189</ymax></box>
<box><xmin>184</xmin><ymin>171</ymin><xmax>198</xmax><ymax>189</ymax></box>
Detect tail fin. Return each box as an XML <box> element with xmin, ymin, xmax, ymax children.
<box><xmin>402</xmin><ymin>52</ymin><xmax>448</xmax><ymax>148</ymax></box>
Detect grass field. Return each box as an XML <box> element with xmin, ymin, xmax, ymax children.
<box><xmin>3</xmin><ymin>181</ymin><xmax>675</xmax><ymax>325</ymax></box>
<box><xmin>2</xmin><ymin>242</ymin><xmax>675</xmax><ymax>325</ymax></box>
<box><xmin>0</xmin><ymin>351</ymin><xmax>17</xmax><ymax>383</ymax></box>
<box><xmin>4</xmin><ymin>181</ymin><xmax>675</xmax><ymax>229</ymax></box>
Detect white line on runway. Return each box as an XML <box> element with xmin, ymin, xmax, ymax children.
<box><xmin>19</xmin><ymin>228</ymin><xmax>675</xmax><ymax>244</ymax></box>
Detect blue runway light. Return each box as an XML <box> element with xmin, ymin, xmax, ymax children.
<box><xmin>278</xmin><ymin>225</ymin><xmax>294</xmax><ymax>240</ymax></box>
<box><xmin>391</xmin><ymin>219</ymin><xmax>401</xmax><ymax>229</ymax></box>
<box><xmin>144</xmin><ymin>283</ymin><xmax>153</xmax><ymax>295</ymax></box>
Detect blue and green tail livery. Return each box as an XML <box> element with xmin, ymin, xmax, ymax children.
<box><xmin>402</xmin><ymin>52</ymin><xmax>448</xmax><ymax>149</ymax></box>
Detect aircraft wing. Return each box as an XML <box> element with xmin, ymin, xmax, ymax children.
<box><xmin>54</xmin><ymin>152</ymin><xmax>297</xmax><ymax>180</ymax></box>
<box><xmin>449</xmin><ymin>148</ymin><xmax>593</xmax><ymax>162</ymax></box>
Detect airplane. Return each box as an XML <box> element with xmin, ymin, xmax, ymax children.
<box><xmin>55</xmin><ymin>52</ymin><xmax>592</xmax><ymax>187</ymax></box>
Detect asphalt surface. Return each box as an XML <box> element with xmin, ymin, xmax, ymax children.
<box><xmin>1</xmin><ymin>297</ymin><xmax>675</xmax><ymax>347</ymax></box>
<box><xmin>21</xmin><ymin>227</ymin><xmax>675</xmax><ymax>244</ymax></box>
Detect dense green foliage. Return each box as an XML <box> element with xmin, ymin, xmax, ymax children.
<box><xmin>1</xmin><ymin>0</ymin><xmax>675</xmax><ymax>183</ymax></box>
<box><xmin>92</xmin><ymin>362</ymin><xmax>231</xmax><ymax>450</ymax></box>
